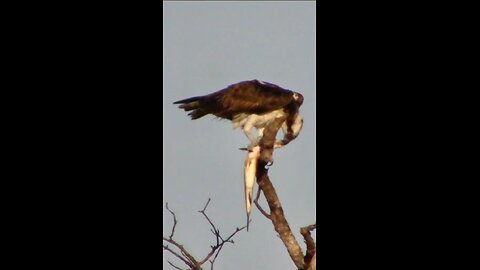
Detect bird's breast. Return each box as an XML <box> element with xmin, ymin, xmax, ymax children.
<box><xmin>231</xmin><ymin>109</ymin><xmax>286</xmax><ymax>129</ymax></box>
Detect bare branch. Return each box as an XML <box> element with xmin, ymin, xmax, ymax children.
<box><xmin>300</xmin><ymin>223</ymin><xmax>316</xmax><ymax>269</ymax></box>
<box><xmin>198</xmin><ymin>198</ymin><xmax>217</xmax><ymax>235</ymax></box>
<box><xmin>163</xmin><ymin>203</ymin><xmax>201</xmax><ymax>269</ymax></box>
<box><xmin>256</xmin><ymin>171</ymin><xmax>306</xmax><ymax>269</ymax></box>
<box><xmin>300</xmin><ymin>223</ymin><xmax>316</xmax><ymax>232</ymax></box>
<box><xmin>163</xmin><ymin>237</ymin><xmax>199</xmax><ymax>268</ymax></box>
<box><xmin>163</xmin><ymin>244</ymin><xmax>192</xmax><ymax>269</ymax></box>
<box><xmin>254</xmin><ymin>187</ymin><xmax>271</xmax><ymax>219</ymax></box>
<box><xmin>254</xmin><ymin>116</ymin><xmax>306</xmax><ymax>269</ymax></box>
<box><xmin>207</xmin><ymin>226</ymin><xmax>246</xmax><ymax>267</ymax></box>
<box><xmin>197</xmin><ymin>199</ymin><xmax>247</xmax><ymax>267</ymax></box>
<box><xmin>200</xmin><ymin>197</ymin><xmax>212</xmax><ymax>211</ymax></box>
<box><xmin>167</xmin><ymin>260</ymin><xmax>183</xmax><ymax>270</ymax></box>
<box><xmin>164</xmin><ymin>199</ymin><xmax>247</xmax><ymax>269</ymax></box>
<box><xmin>165</xmin><ymin>202</ymin><xmax>178</xmax><ymax>239</ymax></box>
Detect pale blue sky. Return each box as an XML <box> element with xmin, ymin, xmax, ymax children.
<box><xmin>163</xmin><ymin>2</ymin><xmax>316</xmax><ymax>269</ymax></box>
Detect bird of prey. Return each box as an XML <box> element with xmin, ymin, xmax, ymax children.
<box><xmin>174</xmin><ymin>80</ymin><xmax>304</xmax><ymax>231</ymax></box>
<box><xmin>173</xmin><ymin>79</ymin><xmax>304</xmax><ymax>149</ymax></box>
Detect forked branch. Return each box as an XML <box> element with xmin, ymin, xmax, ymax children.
<box><xmin>301</xmin><ymin>223</ymin><xmax>316</xmax><ymax>270</ymax></box>
<box><xmin>197</xmin><ymin>198</ymin><xmax>247</xmax><ymax>268</ymax></box>
<box><xmin>254</xmin><ymin>187</ymin><xmax>271</xmax><ymax>219</ymax></box>
<box><xmin>163</xmin><ymin>200</ymin><xmax>247</xmax><ymax>270</ymax></box>
<box><xmin>254</xmin><ymin>116</ymin><xmax>306</xmax><ymax>269</ymax></box>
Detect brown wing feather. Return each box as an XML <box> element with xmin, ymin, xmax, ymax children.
<box><xmin>173</xmin><ymin>96</ymin><xmax>210</xmax><ymax>119</ymax></box>
<box><xmin>174</xmin><ymin>80</ymin><xmax>296</xmax><ymax>120</ymax></box>
<box><xmin>207</xmin><ymin>80</ymin><xmax>294</xmax><ymax>119</ymax></box>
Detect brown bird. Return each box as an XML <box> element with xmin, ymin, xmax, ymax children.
<box><xmin>173</xmin><ymin>79</ymin><xmax>304</xmax><ymax>149</ymax></box>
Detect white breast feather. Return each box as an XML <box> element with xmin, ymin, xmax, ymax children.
<box><xmin>291</xmin><ymin>113</ymin><xmax>303</xmax><ymax>137</ymax></box>
<box><xmin>232</xmin><ymin>109</ymin><xmax>286</xmax><ymax>130</ymax></box>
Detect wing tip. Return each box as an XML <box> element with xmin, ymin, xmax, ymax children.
<box><xmin>173</xmin><ymin>96</ymin><xmax>202</xmax><ymax>105</ymax></box>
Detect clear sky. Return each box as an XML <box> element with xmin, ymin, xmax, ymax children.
<box><xmin>163</xmin><ymin>1</ymin><xmax>316</xmax><ymax>269</ymax></box>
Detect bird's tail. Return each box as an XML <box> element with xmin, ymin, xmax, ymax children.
<box><xmin>173</xmin><ymin>96</ymin><xmax>209</xmax><ymax>119</ymax></box>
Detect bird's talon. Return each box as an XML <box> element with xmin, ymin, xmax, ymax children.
<box><xmin>273</xmin><ymin>142</ymin><xmax>284</xmax><ymax>149</ymax></box>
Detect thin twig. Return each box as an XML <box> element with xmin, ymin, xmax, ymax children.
<box><xmin>208</xmin><ymin>226</ymin><xmax>246</xmax><ymax>266</ymax></box>
<box><xmin>167</xmin><ymin>260</ymin><xmax>183</xmax><ymax>270</ymax></box>
<box><xmin>300</xmin><ymin>223</ymin><xmax>316</xmax><ymax>236</ymax></box>
<box><xmin>163</xmin><ymin>237</ymin><xmax>199</xmax><ymax>268</ymax></box>
<box><xmin>198</xmin><ymin>198</ymin><xmax>217</xmax><ymax>234</ymax></box>
<box><xmin>200</xmin><ymin>197</ymin><xmax>211</xmax><ymax>211</ymax></box>
<box><xmin>166</xmin><ymin>202</ymin><xmax>178</xmax><ymax>239</ymax></box>
<box><xmin>163</xmin><ymin>200</ymin><xmax>247</xmax><ymax>270</ymax></box>
<box><xmin>163</xmin><ymin>243</ymin><xmax>194</xmax><ymax>268</ymax></box>
<box><xmin>253</xmin><ymin>186</ymin><xmax>271</xmax><ymax>219</ymax></box>
<box><xmin>163</xmin><ymin>203</ymin><xmax>201</xmax><ymax>269</ymax></box>
<box><xmin>197</xmin><ymin>198</ymin><xmax>247</xmax><ymax>267</ymax></box>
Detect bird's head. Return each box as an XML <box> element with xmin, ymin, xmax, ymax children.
<box><xmin>293</xmin><ymin>92</ymin><xmax>304</xmax><ymax>106</ymax></box>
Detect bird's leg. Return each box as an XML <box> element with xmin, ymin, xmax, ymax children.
<box><xmin>274</xmin><ymin>115</ymin><xmax>303</xmax><ymax>149</ymax></box>
<box><xmin>273</xmin><ymin>141</ymin><xmax>286</xmax><ymax>149</ymax></box>
<box><xmin>274</xmin><ymin>137</ymin><xmax>295</xmax><ymax>149</ymax></box>
<box><xmin>257</xmin><ymin>127</ymin><xmax>264</xmax><ymax>140</ymax></box>
<box><xmin>256</xmin><ymin>127</ymin><xmax>276</xmax><ymax>166</ymax></box>
<box><xmin>243</xmin><ymin>122</ymin><xmax>260</xmax><ymax>150</ymax></box>
<box><xmin>273</xmin><ymin>123</ymin><xmax>289</xmax><ymax>149</ymax></box>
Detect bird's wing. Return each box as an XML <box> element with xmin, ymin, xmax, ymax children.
<box><xmin>207</xmin><ymin>80</ymin><xmax>295</xmax><ymax>119</ymax></box>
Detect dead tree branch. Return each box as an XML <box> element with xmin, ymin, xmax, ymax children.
<box><xmin>301</xmin><ymin>223</ymin><xmax>316</xmax><ymax>270</ymax></box>
<box><xmin>166</xmin><ymin>202</ymin><xmax>178</xmax><ymax>239</ymax></box>
<box><xmin>253</xmin><ymin>187</ymin><xmax>271</xmax><ymax>219</ymax></box>
<box><xmin>163</xmin><ymin>200</ymin><xmax>247</xmax><ymax>270</ymax></box>
<box><xmin>254</xmin><ymin>116</ymin><xmax>306</xmax><ymax>269</ymax></box>
<box><xmin>167</xmin><ymin>260</ymin><xmax>183</xmax><ymax>270</ymax></box>
<box><xmin>163</xmin><ymin>243</ymin><xmax>195</xmax><ymax>269</ymax></box>
<box><xmin>197</xmin><ymin>198</ymin><xmax>247</xmax><ymax>267</ymax></box>
<box><xmin>163</xmin><ymin>203</ymin><xmax>201</xmax><ymax>269</ymax></box>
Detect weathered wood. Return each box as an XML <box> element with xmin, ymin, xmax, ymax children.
<box><xmin>255</xmin><ymin>116</ymin><xmax>306</xmax><ymax>269</ymax></box>
<box><xmin>301</xmin><ymin>223</ymin><xmax>317</xmax><ymax>270</ymax></box>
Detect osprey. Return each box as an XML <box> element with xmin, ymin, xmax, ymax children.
<box><xmin>173</xmin><ymin>79</ymin><xmax>304</xmax><ymax>149</ymax></box>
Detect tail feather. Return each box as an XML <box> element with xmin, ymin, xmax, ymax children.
<box><xmin>188</xmin><ymin>109</ymin><xmax>208</xmax><ymax>120</ymax></box>
<box><xmin>173</xmin><ymin>96</ymin><xmax>202</xmax><ymax>104</ymax></box>
<box><xmin>173</xmin><ymin>96</ymin><xmax>201</xmax><ymax>105</ymax></box>
<box><xmin>173</xmin><ymin>96</ymin><xmax>209</xmax><ymax>119</ymax></box>
<box><xmin>178</xmin><ymin>101</ymin><xmax>199</xmax><ymax>111</ymax></box>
